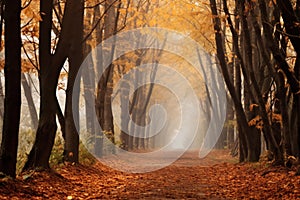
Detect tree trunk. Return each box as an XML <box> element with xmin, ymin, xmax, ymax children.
<box><xmin>276</xmin><ymin>0</ymin><xmax>300</xmax><ymax>158</ymax></box>
<box><xmin>232</xmin><ymin>6</ymin><xmax>246</xmax><ymax>161</ymax></box>
<box><xmin>93</xmin><ymin>5</ymin><xmax>104</xmax><ymax>157</ymax></box>
<box><xmin>23</xmin><ymin>0</ymin><xmax>57</xmax><ymax>171</ymax></box>
<box><xmin>95</xmin><ymin>0</ymin><xmax>120</xmax><ymax>155</ymax></box>
<box><xmin>210</xmin><ymin>0</ymin><xmax>252</xmax><ymax>162</ymax></box>
<box><xmin>82</xmin><ymin>18</ymin><xmax>96</xmax><ymax>135</ymax></box>
<box><xmin>21</xmin><ymin>73</ymin><xmax>38</xmax><ymax>130</ymax></box>
<box><xmin>63</xmin><ymin>0</ymin><xmax>84</xmax><ymax>163</ymax></box>
<box><xmin>239</xmin><ymin>6</ymin><xmax>261</xmax><ymax>162</ymax></box>
<box><xmin>0</xmin><ymin>0</ymin><xmax>22</xmax><ymax>178</ymax></box>
<box><xmin>23</xmin><ymin>0</ymin><xmax>79</xmax><ymax>170</ymax></box>
<box><xmin>120</xmin><ymin>77</ymin><xmax>130</xmax><ymax>150</ymax></box>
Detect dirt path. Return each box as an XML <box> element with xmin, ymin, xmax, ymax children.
<box><xmin>0</xmin><ymin>150</ymin><xmax>299</xmax><ymax>199</ymax></box>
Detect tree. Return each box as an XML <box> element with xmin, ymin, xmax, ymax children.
<box><xmin>95</xmin><ymin>0</ymin><xmax>121</xmax><ymax>156</ymax></box>
<box><xmin>209</xmin><ymin>0</ymin><xmax>300</xmax><ymax>164</ymax></box>
<box><xmin>23</xmin><ymin>0</ymin><xmax>58</xmax><ymax>170</ymax></box>
<box><xmin>209</xmin><ymin>0</ymin><xmax>256</xmax><ymax>162</ymax></box>
<box><xmin>23</xmin><ymin>0</ymin><xmax>85</xmax><ymax>170</ymax></box>
<box><xmin>0</xmin><ymin>0</ymin><xmax>22</xmax><ymax>178</ymax></box>
<box><xmin>21</xmin><ymin>73</ymin><xmax>38</xmax><ymax>130</ymax></box>
<box><xmin>63</xmin><ymin>0</ymin><xmax>84</xmax><ymax>163</ymax></box>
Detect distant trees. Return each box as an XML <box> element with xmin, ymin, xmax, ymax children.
<box><xmin>21</xmin><ymin>74</ymin><xmax>38</xmax><ymax>130</ymax></box>
<box><xmin>95</xmin><ymin>0</ymin><xmax>121</xmax><ymax>156</ymax></box>
<box><xmin>0</xmin><ymin>0</ymin><xmax>22</xmax><ymax>178</ymax></box>
<box><xmin>209</xmin><ymin>0</ymin><xmax>300</xmax><ymax>164</ymax></box>
<box><xmin>0</xmin><ymin>0</ymin><xmax>221</xmax><ymax>178</ymax></box>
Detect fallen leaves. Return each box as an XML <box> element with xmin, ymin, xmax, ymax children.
<box><xmin>0</xmin><ymin>150</ymin><xmax>299</xmax><ymax>199</ymax></box>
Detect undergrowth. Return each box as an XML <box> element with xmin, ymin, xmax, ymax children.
<box><xmin>16</xmin><ymin>129</ymin><xmax>96</xmax><ymax>174</ymax></box>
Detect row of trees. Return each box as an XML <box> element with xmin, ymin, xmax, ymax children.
<box><xmin>0</xmin><ymin>0</ymin><xmax>105</xmax><ymax>177</ymax></box>
<box><xmin>0</xmin><ymin>0</ymin><xmax>158</xmax><ymax>177</ymax></box>
<box><xmin>210</xmin><ymin>0</ymin><xmax>300</xmax><ymax>164</ymax></box>
<box><xmin>0</xmin><ymin>0</ymin><xmax>299</xmax><ymax>178</ymax></box>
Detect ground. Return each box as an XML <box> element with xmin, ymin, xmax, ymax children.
<box><xmin>0</xmin><ymin>150</ymin><xmax>299</xmax><ymax>199</ymax></box>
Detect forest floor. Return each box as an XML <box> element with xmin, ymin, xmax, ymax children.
<box><xmin>0</xmin><ymin>150</ymin><xmax>300</xmax><ymax>199</ymax></box>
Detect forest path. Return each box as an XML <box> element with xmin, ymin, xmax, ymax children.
<box><xmin>0</xmin><ymin>150</ymin><xmax>299</xmax><ymax>199</ymax></box>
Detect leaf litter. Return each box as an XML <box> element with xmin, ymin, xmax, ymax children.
<box><xmin>0</xmin><ymin>150</ymin><xmax>299</xmax><ymax>199</ymax></box>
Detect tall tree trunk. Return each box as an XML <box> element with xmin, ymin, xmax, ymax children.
<box><xmin>23</xmin><ymin>0</ymin><xmax>79</xmax><ymax>170</ymax></box>
<box><xmin>120</xmin><ymin>76</ymin><xmax>130</xmax><ymax>150</ymax></box>
<box><xmin>239</xmin><ymin>3</ymin><xmax>261</xmax><ymax>162</ymax></box>
<box><xmin>23</xmin><ymin>0</ymin><xmax>57</xmax><ymax>170</ymax></box>
<box><xmin>95</xmin><ymin>0</ymin><xmax>120</xmax><ymax>155</ymax></box>
<box><xmin>276</xmin><ymin>0</ymin><xmax>300</xmax><ymax>158</ymax></box>
<box><xmin>232</xmin><ymin>6</ymin><xmax>246</xmax><ymax>161</ymax></box>
<box><xmin>0</xmin><ymin>0</ymin><xmax>21</xmax><ymax>178</ymax></box>
<box><xmin>93</xmin><ymin>5</ymin><xmax>104</xmax><ymax>157</ymax></box>
<box><xmin>210</xmin><ymin>0</ymin><xmax>257</xmax><ymax>162</ymax></box>
<box><xmin>82</xmin><ymin>10</ymin><xmax>96</xmax><ymax>136</ymax></box>
<box><xmin>63</xmin><ymin>0</ymin><xmax>84</xmax><ymax>163</ymax></box>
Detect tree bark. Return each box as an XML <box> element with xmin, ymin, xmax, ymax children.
<box><xmin>63</xmin><ymin>0</ymin><xmax>84</xmax><ymax>163</ymax></box>
<box><xmin>23</xmin><ymin>0</ymin><xmax>80</xmax><ymax>170</ymax></box>
<box><xmin>210</xmin><ymin>0</ymin><xmax>252</xmax><ymax>162</ymax></box>
<box><xmin>0</xmin><ymin>0</ymin><xmax>22</xmax><ymax>178</ymax></box>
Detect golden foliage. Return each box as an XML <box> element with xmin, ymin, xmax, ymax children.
<box><xmin>248</xmin><ymin>115</ymin><xmax>263</xmax><ymax>130</ymax></box>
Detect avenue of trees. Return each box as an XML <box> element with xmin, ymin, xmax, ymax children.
<box><xmin>0</xmin><ymin>0</ymin><xmax>299</xmax><ymax>178</ymax></box>
<box><xmin>210</xmin><ymin>0</ymin><xmax>300</xmax><ymax>165</ymax></box>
